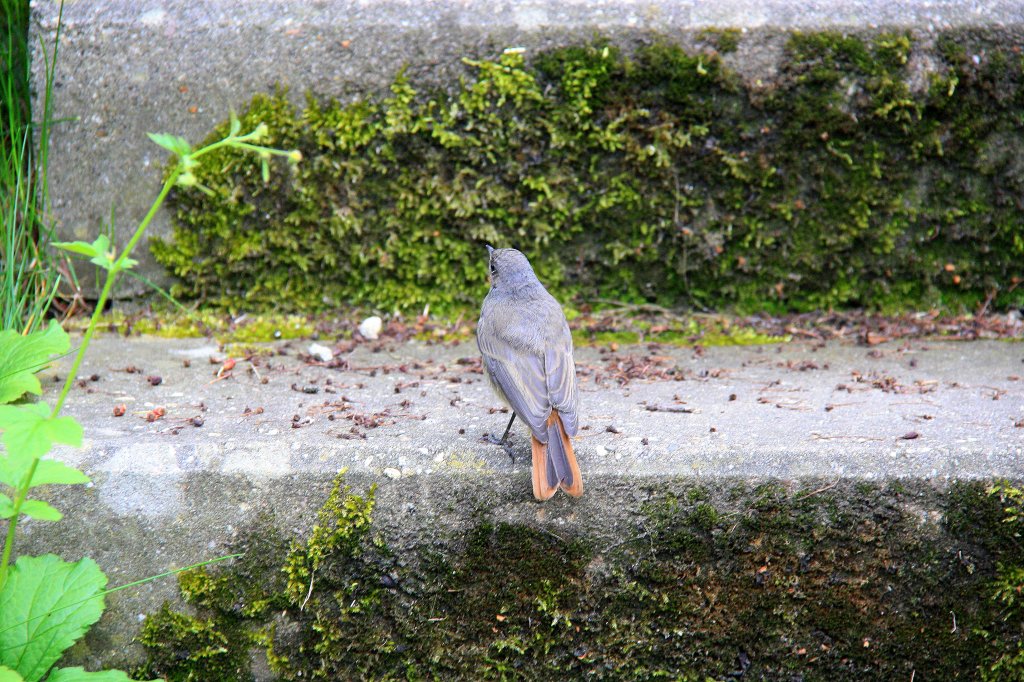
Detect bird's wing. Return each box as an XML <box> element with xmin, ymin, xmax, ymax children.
<box><xmin>544</xmin><ymin>343</ymin><xmax>579</xmax><ymax>436</ymax></box>
<box><xmin>478</xmin><ymin>330</ymin><xmax>552</xmax><ymax>440</ymax></box>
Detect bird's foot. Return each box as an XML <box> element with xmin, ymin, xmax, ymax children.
<box><xmin>481</xmin><ymin>433</ymin><xmax>516</xmax><ymax>465</ymax></box>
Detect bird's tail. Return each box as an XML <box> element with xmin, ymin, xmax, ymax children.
<box><xmin>531</xmin><ymin>410</ymin><xmax>583</xmax><ymax>501</ymax></box>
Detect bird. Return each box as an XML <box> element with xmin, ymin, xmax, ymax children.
<box><xmin>476</xmin><ymin>245</ymin><xmax>583</xmax><ymax>500</ymax></box>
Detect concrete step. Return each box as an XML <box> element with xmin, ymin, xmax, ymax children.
<box><xmin>16</xmin><ymin>333</ymin><xmax>1023</xmax><ymax>674</ymax></box>
<box><xmin>31</xmin><ymin>1</ymin><xmax>1024</xmax><ymax>293</ymax></box>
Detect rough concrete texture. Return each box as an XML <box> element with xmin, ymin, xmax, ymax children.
<box><xmin>16</xmin><ymin>333</ymin><xmax>1023</xmax><ymax>665</ymax></box>
<box><xmin>30</xmin><ymin>0</ymin><xmax>1024</xmax><ymax>293</ymax></box>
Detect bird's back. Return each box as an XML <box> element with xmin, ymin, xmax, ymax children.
<box><xmin>478</xmin><ymin>280</ymin><xmax>579</xmax><ymax>437</ymax></box>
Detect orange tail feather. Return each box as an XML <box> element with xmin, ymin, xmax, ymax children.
<box><xmin>530</xmin><ymin>411</ymin><xmax>583</xmax><ymax>501</ymax></box>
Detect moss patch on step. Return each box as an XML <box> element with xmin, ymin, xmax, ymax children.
<box><xmin>135</xmin><ymin>476</ymin><xmax>1024</xmax><ymax>680</ymax></box>
<box><xmin>152</xmin><ymin>30</ymin><xmax>1024</xmax><ymax>317</ymax></box>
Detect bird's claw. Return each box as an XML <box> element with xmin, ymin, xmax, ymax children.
<box><xmin>481</xmin><ymin>432</ymin><xmax>516</xmax><ymax>465</ymax></box>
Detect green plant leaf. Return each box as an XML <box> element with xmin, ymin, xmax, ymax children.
<box><xmin>114</xmin><ymin>255</ymin><xmax>138</xmax><ymax>271</ymax></box>
<box><xmin>0</xmin><ymin>459</ymin><xmax>88</xmax><ymax>492</ymax></box>
<box><xmin>0</xmin><ymin>494</ymin><xmax>13</xmax><ymax>518</ymax></box>
<box><xmin>50</xmin><ymin>241</ymin><xmax>100</xmax><ymax>259</ymax></box>
<box><xmin>0</xmin><ymin>321</ymin><xmax>70</xmax><ymax>405</ymax></box>
<box><xmin>45</xmin><ymin>667</ymin><xmax>141</xmax><ymax>682</ymax></box>
<box><xmin>0</xmin><ymin>665</ymin><xmax>25</xmax><ymax>682</ymax></box>
<box><xmin>19</xmin><ymin>500</ymin><xmax>62</xmax><ymax>522</ymax></box>
<box><xmin>0</xmin><ymin>555</ymin><xmax>106</xmax><ymax>682</ymax></box>
<box><xmin>0</xmin><ymin>404</ymin><xmax>82</xmax><ymax>461</ymax></box>
<box><xmin>28</xmin><ymin>461</ymin><xmax>89</xmax><ymax>487</ymax></box>
<box><xmin>54</xmin><ymin>235</ymin><xmax>122</xmax><ymax>272</ymax></box>
<box><xmin>0</xmin><ymin>457</ymin><xmax>29</xmax><ymax>489</ymax></box>
<box><xmin>83</xmin><ymin>235</ymin><xmax>112</xmax><ymax>270</ymax></box>
<box><xmin>146</xmin><ymin>132</ymin><xmax>191</xmax><ymax>158</ymax></box>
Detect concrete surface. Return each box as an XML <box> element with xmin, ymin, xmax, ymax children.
<box><xmin>14</xmin><ymin>334</ymin><xmax>1023</xmax><ymax>664</ymax></box>
<box><xmin>41</xmin><ymin>335</ymin><xmax>1024</xmax><ymax>486</ymax></box>
<box><xmin>30</xmin><ymin>1</ymin><xmax>1024</xmax><ymax>293</ymax></box>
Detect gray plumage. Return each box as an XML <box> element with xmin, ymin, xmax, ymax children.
<box><xmin>477</xmin><ymin>246</ymin><xmax>581</xmax><ymax>497</ymax></box>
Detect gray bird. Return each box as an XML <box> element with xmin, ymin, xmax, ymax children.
<box><xmin>477</xmin><ymin>246</ymin><xmax>583</xmax><ymax>500</ymax></box>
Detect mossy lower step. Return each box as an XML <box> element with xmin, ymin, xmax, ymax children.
<box><xmin>22</xmin><ymin>472</ymin><xmax>1024</xmax><ymax>680</ymax></box>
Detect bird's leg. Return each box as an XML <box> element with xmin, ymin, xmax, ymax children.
<box><xmin>498</xmin><ymin>412</ymin><xmax>516</xmax><ymax>444</ymax></box>
<box><xmin>482</xmin><ymin>413</ymin><xmax>517</xmax><ymax>463</ymax></box>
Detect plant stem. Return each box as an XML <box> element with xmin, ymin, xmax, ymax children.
<box><xmin>0</xmin><ymin>168</ymin><xmax>181</xmax><ymax>585</ymax></box>
<box><xmin>51</xmin><ymin>170</ymin><xmax>179</xmax><ymax>416</ymax></box>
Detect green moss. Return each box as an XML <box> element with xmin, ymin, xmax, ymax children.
<box><xmin>968</xmin><ymin>482</ymin><xmax>1024</xmax><ymax>681</ymax></box>
<box><xmin>140</xmin><ymin>477</ymin><xmax>1024</xmax><ymax>680</ymax></box>
<box><xmin>75</xmin><ymin>311</ymin><xmax>316</xmax><ymax>341</ymax></box>
<box><xmin>699</xmin><ymin>28</ymin><xmax>742</xmax><ymax>54</ymax></box>
<box><xmin>135</xmin><ymin>605</ymin><xmax>247</xmax><ymax>682</ymax></box>
<box><xmin>572</xmin><ymin>314</ymin><xmax>789</xmax><ymax>347</ymax></box>
<box><xmin>152</xmin><ymin>31</ymin><xmax>1024</xmax><ymax>316</ymax></box>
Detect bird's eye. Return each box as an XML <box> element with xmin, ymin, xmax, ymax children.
<box><xmin>490</xmin><ymin>263</ymin><xmax>497</xmax><ymax>276</ymax></box>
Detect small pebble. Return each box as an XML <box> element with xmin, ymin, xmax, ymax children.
<box><xmin>359</xmin><ymin>316</ymin><xmax>383</xmax><ymax>340</ymax></box>
<box><xmin>308</xmin><ymin>342</ymin><xmax>333</xmax><ymax>362</ymax></box>
<box><xmin>383</xmin><ymin>467</ymin><xmax>401</xmax><ymax>480</ymax></box>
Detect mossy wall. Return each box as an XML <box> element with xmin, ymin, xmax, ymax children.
<box><xmin>135</xmin><ymin>476</ymin><xmax>1024</xmax><ymax>681</ymax></box>
<box><xmin>152</xmin><ymin>30</ymin><xmax>1024</xmax><ymax>315</ymax></box>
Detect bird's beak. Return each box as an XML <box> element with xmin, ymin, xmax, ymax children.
<box><xmin>485</xmin><ymin>244</ymin><xmax>495</xmax><ymax>255</ymax></box>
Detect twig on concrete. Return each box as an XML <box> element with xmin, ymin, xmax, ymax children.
<box><xmin>809</xmin><ymin>433</ymin><xmax>885</xmax><ymax>442</ymax></box>
<box><xmin>795</xmin><ymin>478</ymin><xmax>841</xmax><ymax>500</ymax></box>
<box><xmin>301</xmin><ymin>572</ymin><xmax>315</xmax><ymax>610</ymax></box>
<box><xmin>538</xmin><ymin>527</ymin><xmax>566</xmax><ymax>544</ymax></box>
<box><xmin>601</xmin><ymin>531</ymin><xmax>650</xmax><ymax>554</ymax></box>
<box><xmin>823</xmin><ymin>401</ymin><xmax>863</xmax><ymax>411</ymax></box>
<box><xmin>645</xmin><ymin>404</ymin><xmax>698</xmax><ymax>414</ymax></box>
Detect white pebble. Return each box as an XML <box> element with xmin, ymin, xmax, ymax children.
<box><xmin>308</xmin><ymin>342</ymin><xmax>333</xmax><ymax>362</ymax></box>
<box><xmin>383</xmin><ymin>467</ymin><xmax>401</xmax><ymax>480</ymax></box>
<box><xmin>359</xmin><ymin>316</ymin><xmax>383</xmax><ymax>340</ymax></box>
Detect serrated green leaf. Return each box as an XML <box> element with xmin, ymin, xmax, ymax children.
<box><xmin>51</xmin><ymin>242</ymin><xmax>100</xmax><ymax>259</ymax></box>
<box><xmin>47</xmin><ymin>668</ymin><xmax>145</xmax><ymax>682</ymax></box>
<box><xmin>0</xmin><ymin>321</ymin><xmax>70</xmax><ymax>405</ymax></box>
<box><xmin>0</xmin><ymin>494</ymin><xmax>13</xmax><ymax>518</ymax></box>
<box><xmin>29</xmin><ymin>461</ymin><xmax>89</xmax><ymax>487</ymax></box>
<box><xmin>91</xmin><ymin>235</ymin><xmax>110</xmax><ymax>253</ymax></box>
<box><xmin>0</xmin><ymin>450</ymin><xmax>30</xmax><ymax>489</ymax></box>
<box><xmin>0</xmin><ymin>403</ymin><xmax>83</xmax><ymax>460</ymax></box>
<box><xmin>85</xmin><ymin>236</ymin><xmax>113</xmax><ymax>271</ymax></box>
<box><xmin>87</xmin><ymin>255</ymin><xmax>114</xmax><ymax>271</ymax></box>
<box><xmin>146</xmin><ymin>132</ymin><xmax>191</xmax><ymax>157</ymax></box>
<box><xmin>20</xmin><ymin>500</ymin><xmax>62</xmax><ymax>522</ymax></box>
<box><xmin>0</xmin><ymin>665</ymin><xmax>24</xmax><ymax>682</ymax></box>
<box><xmin>54</xmin><ymin>235</ymin><xmax>117</xmax><ymax>272</ymax></box>
<box><xmin>0</xmin><ymin>555</ymin><xmax>107</xmax><ymax>682</ymax></box>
